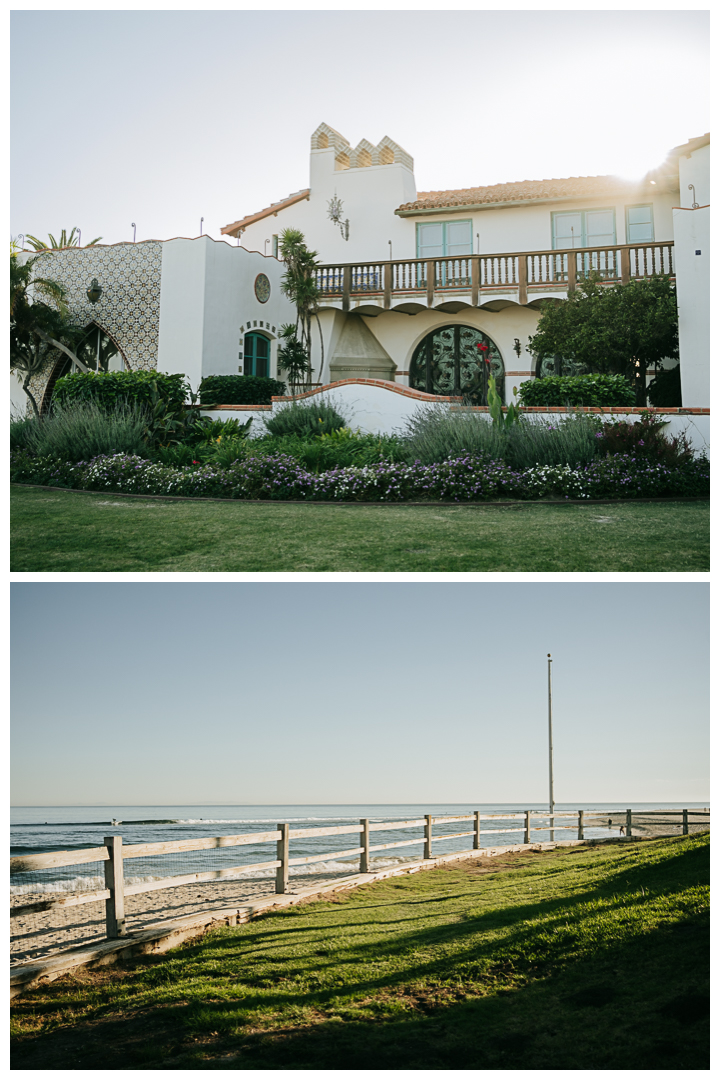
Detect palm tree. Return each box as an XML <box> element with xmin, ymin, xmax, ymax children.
<box><xmin>25</xmin><ymin>228</ymin><xmax>102</xmax><ymax>251</ymax></box>
<box><xmin>279</xmin><ymin>229</ymin><xmax>322</xmax><ymax>389</ymax></box>
<box><xmin>10</xmin><ymin>254</ymin><xmax>87</xmax><ymax>419</ymax></box>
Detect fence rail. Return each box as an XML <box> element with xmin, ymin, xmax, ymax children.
<box><xmin>11</xmin><ymin>808</ymin><xmax>709</xmax><ymax>953</ymax></box>
<box><xmin>314</xmin><ymin>242</ymin><xmax>675</xmax><ymax>311</ymax></box>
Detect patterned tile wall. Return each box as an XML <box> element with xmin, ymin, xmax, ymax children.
<box><xmin>26</xmin><ymin>241</ymin><xmax>163</xmax><ymax>404</ymax></box>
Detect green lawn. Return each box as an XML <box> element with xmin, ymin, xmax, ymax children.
<box><xmin>10</xmin><ymin>486</ymin><xmax>710</xmax><ymax>572</ymax></box>
<box><xmin>11</xmin><ymin>834</ymin><xmax>709</xmax><ymax>1070</ymax></box>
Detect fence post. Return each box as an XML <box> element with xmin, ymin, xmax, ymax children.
<box><xmin>473</xmin><ymin>810</ymin><xmax>480</xmax><ymax>850</ymax></box>
<box><xmin>524</xmin><ymin>811</ymin><xmax>531</xmax><ymax>845</ymax></box>
<box><xmin>276</xmin><ymin>823</ymin><xmax>289</xmax><ymax>894</ymax></box>
<box><xmin>578</xmin><ymin>810</ymin><xmax>584</xmax><ymax>840</ymax></box>
<box><xmin>360</xmin><ymin>818</ymin><xmax>370</xmax><ymax>873</ymax></box>
<box><xmin>682</xmin><ymin>809</ymin><xmax>688</xmax><ymax>836</ymax></box>
<box><xmin>626</xmin><ymin>809</ymin><xmax>633</xmax><ymax>838</ymax></box>
<box><xmin>103</xmin><ymin>835</ymin><xmax>126</xmax><ymax>939</ymax></box>
<box><xmin>424</xmin><ymin>814</ymin><xmax>432</xmax><ymax>860</ymax></box>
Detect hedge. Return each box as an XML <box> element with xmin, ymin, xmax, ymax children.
<box><xmin>518</xmin><ymin>374</ymin><xmax>635</xmax><ymax>407</ymax></box>
<box><xmin>199</xmin><ymin>375</ymin><xmax>286</xmax><ymax>406</ymax></box>
<box><xmin>54</xmin><ymin>371</ymin><xmax>189</xmax><ymax>409</ymax></box>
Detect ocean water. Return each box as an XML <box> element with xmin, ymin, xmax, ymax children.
<box><xmin>10</xmin><ymin>802</ymin><xmax>707</xmax><ymax>896</ymax></box>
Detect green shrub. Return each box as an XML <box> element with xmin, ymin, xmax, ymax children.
<box><xmin>264</xmin><ymin>399</ymin><xmax>347</xmax><ymax>438</ymax></box>
<box><xmin>647</xmin><ymin>365</ymin><xmax>681</xmax><ymax>407</ymax></box>
<box><xmin>401</xmin><ymin>405</ymin><xmax>602</xmax><ymax>468</ymax></box>
<box><xmin>401</xmin><ymin>406</ymin><xmax>507</xmax><ymax>464</ymax></box>
<box><xmin>518</xmin><ymin>374</ymin><xmax>635</xmax><ymax>407</ymax></box>
<box><xmin>10</xmin><ymin>414</ymin><xmax>36</xmax><ymax>452</ymax></box>
<box><xmin>22</xmin><ymin>400</ymin><xmax>150</xmax><ymax>461</ymax></box>
<box><xmin>597</xmin><ymin>412</ymin><xmax>694</xmax><ymax>466</ymax></box>
<box><xmin>503</xmin><ymin>414</ymin><xmax>602</xmax><ymax>469</ymax></box>
<box><xmin>54</xmin><ymin>371</ymin><xmax>189</xmax><ymax>410</ymax></box>
<box><xmin>248</xmin><ymin>428</ymin><xmax>402</xmax><ymax>472</ymax></box>
<box><xmin>199</xmin><ymin>375</ymin><xmax>286</xmax><ymax>405</ymax></box>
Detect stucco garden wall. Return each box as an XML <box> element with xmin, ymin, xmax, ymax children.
<box><xmin>199</xmin><ymin>379</ymin><xmax>710</xmax><ymax>454</ymax></box>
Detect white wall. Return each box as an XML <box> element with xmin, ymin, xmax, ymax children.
<box><xmin>157</xmin><ymin>238</ymin><xmax>295</xmax><ymax>394</ymax></box>
<box><xmin>200</xmin><ymin>380</ymin><xmax>709</xmax><ymax>453</ymax></box>
<box><xmin>673</xmin><ymin>142</ymin><xmax>710</xmax><ymax>408</ymax></box>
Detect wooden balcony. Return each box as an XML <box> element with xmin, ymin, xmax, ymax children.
<box><xmin>314</xmin><ymin>242</ymin><xmax>675</xmax><ymax>315</ymax></box>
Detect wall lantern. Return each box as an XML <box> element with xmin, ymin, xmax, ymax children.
<box><xmin>327</xmin><ymin>195</ymin><xmax>350</xmax><ymax>241</ymax></box>
<box><xmin>513</xmin><ymin>338</ymin><xmax>522</xmax><ymax>358</ymax></box>
<box><xmin>87</xmin><ymin>278</ymin><xmax>103</xmax><ymax>304</ymax></box>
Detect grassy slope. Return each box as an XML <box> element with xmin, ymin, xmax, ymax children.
<box><xmin>10</xmin><ymin>486</ymin><xmax>710</xmax><ymax>571</ymax></box>
<box><xmin>11</xmin><ymin>834</ymin><xmax>709</xmax><ymax>1070</ymax></box>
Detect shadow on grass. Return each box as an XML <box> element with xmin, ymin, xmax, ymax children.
<box><xmin>11</xmin><ymin>841</ymin><xmax>709</xmax><ymax>1071</ymax></box>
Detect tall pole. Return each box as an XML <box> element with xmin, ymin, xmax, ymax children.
<box><xmin>548</xmin><ymin>653</ymin><xmax>554</xmax><ymax>841</ymax></box>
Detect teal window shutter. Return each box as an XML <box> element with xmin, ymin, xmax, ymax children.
<box><xmin>552</xmin><ymin>209</ymin><xmax>616</xmax><ymax>248</ymax></box>
<box><xmin>417</xmin><ymin>219</ymin><xmax>473</xmax><ymax>258</ymax></box>
<box><xmin>626</xmin><ymin>205</ymin><xmax>654</xmax><ymax>243</ymax></box>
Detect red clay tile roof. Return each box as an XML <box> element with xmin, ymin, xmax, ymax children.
<box><xmin>396</xmin><ymin>174</ymin><xmax>673</xmax><ymax>215</ymax></box>
<box><xmin>221</xmin><ymin>189</ymin><xmax>310</xmax><ymax>237</ymax></box>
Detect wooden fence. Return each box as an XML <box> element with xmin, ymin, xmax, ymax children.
<box><xmin>10</xmin><ymin>808</ymin><xmax>709</xmax><ymax>944</ymax></box>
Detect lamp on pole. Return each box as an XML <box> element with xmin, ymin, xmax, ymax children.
<box><xmin>131</xmin><ymin>223</ymin><xmax>136</xmax><ymax>243</ymax></box>
<box><xmin>200</xmin><ymin>217</ymin><xmax>204</xmax><ymax>235</ymax></box>
<box><xmin>547</xmin><ymin>653</ymin><xmax>555</xmax><ymax>841</ymax></box>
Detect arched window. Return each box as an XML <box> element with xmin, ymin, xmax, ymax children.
<box><xmin>73</xmin><ymin>324</ymin><xmax>124</xmax><ymax>372</ymax></box>
<box><xmin>244</xmin><ymin>332</ymin><xmax>270</xmax><ymax>377</ymax></box>
<box><xmin>41</xmin><ymin>325</ymin><xmax>125</xmax><ymax>412</ymax></box>
<box><xmin>409</xmin><ymin>325</ymin><xmax>504</xmax><ymax>404</ymax></box>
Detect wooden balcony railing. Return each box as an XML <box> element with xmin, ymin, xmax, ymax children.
<box><xmin>314</xmin><ymin>242</ymin><xmax>675</xmax><ymax>311</ymax></box>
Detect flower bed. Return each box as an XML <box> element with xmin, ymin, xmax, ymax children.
<box><xmin>10</xmin><ymin>450</ymin><xmax>710</xmax><ymax>502</ymax></box>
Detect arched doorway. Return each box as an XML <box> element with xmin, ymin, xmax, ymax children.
<box><xmin>409</xmin><ymin>325</ymin><xmax>504</xmax><ymax>404</ymax></box>
<box><xmin>244</xmin><ymin>332</ymin><xmax>270</xmax><ymax>377</ymax></box>
<box><xmin>41</xmin><ymin>324</ymin><xmax>125</xmax><ymax>412</ymax></box>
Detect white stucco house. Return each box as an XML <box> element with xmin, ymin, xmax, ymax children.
<box><xmin>12</xmin><ymin>124</ymin><xmax>709</xmax><ymax>425</ymax></box>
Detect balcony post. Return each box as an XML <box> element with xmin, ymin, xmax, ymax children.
<box><xmin>621</xmin><ymin>246</ymin><xmax>631</xmax><ymax>285</ymax></box>
<box><xmin>426</xmin><ymin>260</ymin><xmax>435</xmax><ymax>308</ymax></box>
<box><xmin>567</xmin><ymin>251</ymin><xmax>577</xmax><ymax>294</ymax></box>
<box><xmin>471</xmin><ymin>257</ymin><xmax>479</xmax><ymax>307</ymax></box>
<box><xmin>517</xmin><ymin>255</ymin><xmax>528</xmax><ymax>305</ymax></box>
<box><xmin>383</xmin><ymin>263</ymin><xmax>393</xmax><ymax>310</ymax></box>
<box><xmin>342</xmin><ymin>266</ymin><xmax>350</xmax><ymax>313</ymax></box>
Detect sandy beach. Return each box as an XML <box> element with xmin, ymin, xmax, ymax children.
<box><xmin>10</xmin><ymin>868</ymin><xmax>360</xmax><ymax>966</ymax></box>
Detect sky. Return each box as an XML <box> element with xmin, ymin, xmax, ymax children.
<box><xmin>11</xmin><ymin>582</ymin><xmax>709</xmax><ymax>806</ymax></box>
<box><xmin>10</xmin><ymin>6</ymin><xmax>709</xmax><ymax>248</ymax></box>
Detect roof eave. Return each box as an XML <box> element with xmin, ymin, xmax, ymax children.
<box><xmin>221</xmin><ymin>190</ymin><xmax>311</xmax><ymax>237</ymax></box>
<box><xmin>395</xmin><ymin>183</ymin><xmax>676</xmax><ymax>216</ymax></box>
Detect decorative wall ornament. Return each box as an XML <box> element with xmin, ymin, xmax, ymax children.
<box><xmin>254</xmin><ymin>273</ymin><xmax>271</xmax><ymax>303</ymax></box>
<box><xmin>327</xmin><ymin>195</ymin><xmax>350</xmax><ymax>241</ymax></box>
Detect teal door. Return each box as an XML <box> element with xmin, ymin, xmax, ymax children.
<box><xmin>244</xmin><ymin>333</ymin><xmax>270</xmax><ymax>377</ymax></box>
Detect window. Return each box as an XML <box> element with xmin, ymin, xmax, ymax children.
<box><xmin>272</xmin><ymin>235</ymin><xmax>279</xmax><ymax>258</ymax></box>
<box><xmin>417</xmin><ymin>220</ymin><xmax>473</xmax><ymax>259</ymax></box>
<box><xmin>552</xmin><ymin>209</ymin><xmax>616</xmax><ymax>249</ymax></box>
<box><xmin>625</xmin><ymin>204</ymin><xmax>654</xmax><ymax>243</ymax></box>
<box><xmin>244</xmin><ymin>332</ymin><xmax>270</xmax><ymax>377</ymax></box>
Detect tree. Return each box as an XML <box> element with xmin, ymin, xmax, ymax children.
<box><xmin>277</xmin><ymin>324</ymin><xmax>311</xmax><ymax>397</ymax></box>
<box><xmin>528</xmin><ymin>274</ymin><xmax>679</xmax><ymax>406</ymax></box>
<box><xmin>10</xmin><ymin>254</ymin><xmax>87</xmax><ymax>419</ymax></box>
<box><xmin>25</xmin><ymin>227</ymin><xmax>102</xmax><ymax>251</ymax></box>
<box><xmin>279</xmin><ymin>228</ymin><xmax>322</xmax><ymax>388</ymax></box>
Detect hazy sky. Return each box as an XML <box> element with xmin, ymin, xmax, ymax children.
<box><xmin>11</xmin><ymin>582</ymin><xmax>708</xmax><ymax>806</ymax></box>
<box><xmin>10</xmin><ymin>7</ymin><xmax>709</xmax><ymax>247</ymax></box>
